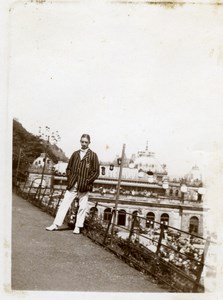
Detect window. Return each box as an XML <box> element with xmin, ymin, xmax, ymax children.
<box><xmin>104</xmin><ymin>208</ymin><xmax>112</xmax><ymax>222</ymax></box>
<box><xmin>90</xmin><ymin>207</ymin><xmax>98</xmax><ymax>218</ymax></box>
<box><xmin>160</xmin><ymin>213</ymin><xmax>169</xmax><ymax>229</ymax></box>
<box><xmin>189</xmin><ymin>216</ymin><xmax>199</xmax><ymax>234</ymax></box>
<box><xmin>117</xmin><ymin>209</ymin><xmax>126</xmax><ymax>226</ymax></box>
<box><xmin>146</xmin><ymin>212</ymin><xmax>155</xmax><ymax>228</ymax></box>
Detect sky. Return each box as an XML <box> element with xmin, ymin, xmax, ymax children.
<box><xmin>9</xmin><ymin>0</ymin><xmax>223</xmax><ymax>180</ymax></box>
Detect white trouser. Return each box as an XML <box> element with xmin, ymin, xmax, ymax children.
<box><xmin>53</xmin><ymin>184</ymin><xmax>89</xmax><ymax>228</ymax></box>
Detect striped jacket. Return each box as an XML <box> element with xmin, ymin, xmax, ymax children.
<box><xmin>66</xmin><ymin>149</ymin><xmax>100</xmax><ymax>192</ymax></box>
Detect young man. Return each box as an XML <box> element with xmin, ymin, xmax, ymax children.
<box><xmin>46</xmin><ymin>134</ymin><xmax>100</xmax><ymax>234</ymax></box>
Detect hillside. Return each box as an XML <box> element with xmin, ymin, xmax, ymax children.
<box><xmin>13</xmin><ymin>118</ymin><xmax>68</xmax><ymax>179</ymax></box>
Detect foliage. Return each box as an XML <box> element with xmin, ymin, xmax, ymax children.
<box><xmin>13</xmin><ymin>119</ymin><xmax>68</xmax><ymax>178</ymax></box>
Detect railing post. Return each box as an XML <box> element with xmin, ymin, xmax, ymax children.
<box><xmin>120</xmin><ymin>214</ymin><xmax>137</xmax><ymax>258</ymax></box>
<box><xmin>39</xmin><ymin>186</ymin><xmax>47</xmax><ymax>207</ymax></box>
<box><xmin>22</xmin><ymin>177</ymin><xmax>29</xmax><ymax>198</ymax></box>
<box><xmin>36</xmin><ymin>186</ymin><xmax>43</xmax><ymax>207</ymax></box>
<box><xmin>45</xmin><ymin>188</ymin><xmax>55</xmax><ymax>212</ymax></box>
<box><xmin>156</xmin><ymin>223</ymin><xmax>164</xmax><ymax>255</ymax></box>
<box><xmin>193</xmin><ymin>236</ymin><xmax>211</xmax><ymax>292</ymax></box>
<box><xmin>34</xmin><ymin>185</ymin><xmax>40</xmax><ymax>204</ymax></box>
<box><xmin>128</xmin><ymin>214</ymin><xmax>137</xmax><ymax>243</ymax></box>
<box><xmin>86</xmin><ymin>202</ymin><xmax>98</xmax><ymax>234</ymax></box>
<box><xmin>54</xmin><ymin>190</ymin><xmax>65</xmax><ymax>216</ymax></box>
<box><xmin>110</xmin><ymin>208</ymin><xmax>118</xmax><ymax>245</ymax></box>
<box><xmin>27</xmin><ymin>181</ymin><xmax>34</xmax><ymax>201</ymax></box>
<box><xmin>103</xmin><ymin>209</ymin><xmax>115</xmax><ymax>245</ymax></box>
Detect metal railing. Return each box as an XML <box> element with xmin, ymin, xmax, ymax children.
<box><xmin>82</xmin><ymin>202</ymin><xmax>216</xmax><ymax>293</ymax></box>
<box><xmin>13</xmin><ymin>179</ymin><xmax>215</xmax><ymax>292</ymax></box>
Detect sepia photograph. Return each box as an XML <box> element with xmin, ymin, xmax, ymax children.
<box><xmin>2</xmin><ymin>0</ymin><xmax>223</xmax><ymax>299</ymax></box>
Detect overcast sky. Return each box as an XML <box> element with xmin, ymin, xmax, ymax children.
<box><xmin>9</xmin><ymin>1</ymin><xmax>223</xmax><ymax>180</ymax></box>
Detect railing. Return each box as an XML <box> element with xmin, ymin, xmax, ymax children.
<box><xmin>84</xmin><ymin>202</ymin><xmax>216</xmax><ymax>293</ymax></box>
<box><xmin>13</xmin><ymin>178</ymin><xmax>76</xmax><ymax>224</ymax></box>
<box><xmin>13</xmin><ymin>179</ymin><xmax>215</xmax><ymax>293</ymax></box>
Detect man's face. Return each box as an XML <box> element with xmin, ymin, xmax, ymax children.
<box><xmin>80</xmin><ymin>138</ymin><xmax>90</xmax><ymax>150</ymax></box>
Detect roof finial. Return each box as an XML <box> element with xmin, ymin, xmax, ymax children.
<box><xmin>146</xmin><ymin>140</ymin><xmax>148</xmax><ymax>151</ymax></box>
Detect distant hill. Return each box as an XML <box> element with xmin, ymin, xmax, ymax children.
<box><xmin>13</xmin><ymin>119</ymin><xmax>68</xmax><ymax>179</ymax></box>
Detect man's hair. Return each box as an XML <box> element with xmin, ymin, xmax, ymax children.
<box><xmin>81</xmin><ymin>134</ymin><xmax>91</xmax><ymax>143</ymax></box>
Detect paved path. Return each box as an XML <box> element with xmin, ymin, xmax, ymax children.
<box><xmin>12</xmin><ymin>193</ymin><xmax>166</xmax><ymax>292</ymax></box>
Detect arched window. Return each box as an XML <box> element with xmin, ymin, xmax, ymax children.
<box><xmin>169</xmin><ymin>188</ymin><xmax>173</xmax><ymax>196</ymax></box>
<box><xmin>175</xmin><ymin>189</ymin><xmax>179</xmax><ymax>196</ymax></box>
<box><xmin>90</xmin><ymin>207</ymin><xmax>98</xmax><ymax>218</ymax></box>
<box><xmin>146</xmin><ymin>212</ymin><xmax>155</xmax><ymax>228</ymax></box>
<box><xmin>104</xmin><ymin>208</ymin><xmax>112</xmax><ymax>222</ymax></box>
<box><xmin>160</xmin><ymin>213</ymin><xmax>169</xmax><ymax>228</ymax></box>
<box><xmin>117</xmin><ymin>209</ymin><xmax>126</xmax><ymax>226</ymax></box>
<box><xmin>189</xmin><ymin>216</ymin><xmax>199</xmax><ymax>234</ymax></box>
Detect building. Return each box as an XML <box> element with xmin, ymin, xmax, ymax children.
<box><xmin>90</xmin><ymin>145</ymin><xmax>206</xmax><ymax>236</ymax></box>
<box><xmin>27</xmin><ymin>145</ymin><xmax>207</xmax><ymax>236</ymax></box>
<box><xmin>27</xmin><ymin>153</ymin><xmax>54</xmax><ymax>188</ymax></box>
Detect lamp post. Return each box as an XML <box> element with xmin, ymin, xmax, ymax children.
<box><xmin>37</xmin><ymin>126</ymin><xmax>61</xmax><ymax>202</ymax></box>
<box><xmin>178</xmin><ymin>180</ymin><xmax>187</xmax><ymax>229</ymax></box>
<box><xmin>111</xmin><ymin>143</ymin><xmax>126</xmax><ymax>236</ymax></box>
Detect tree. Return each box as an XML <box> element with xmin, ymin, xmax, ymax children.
<box><xmin>12</xmin><ymin>119</ymin><xmax>68</xmax><ymax>180</ymax></box>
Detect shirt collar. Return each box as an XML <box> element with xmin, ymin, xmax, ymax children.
<box><xmin>80</xmin><ymin>148</ymin><xmax>89</xmax><ymax>153</ymax></box>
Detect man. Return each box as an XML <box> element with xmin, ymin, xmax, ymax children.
<box><xmin>46</xmin><ymin>134</ymin><xmax>100</xmax><ymax>234</ymax></box>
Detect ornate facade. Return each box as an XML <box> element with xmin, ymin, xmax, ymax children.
<box><xmin>28</xmin><ymin>145</ymin><xmax>207</xmax><ymax>236</ymax></box>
